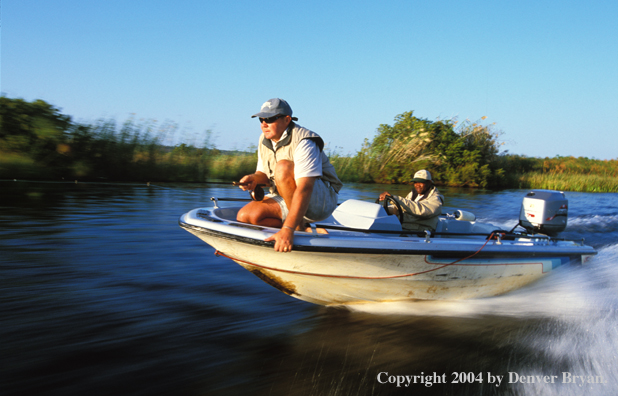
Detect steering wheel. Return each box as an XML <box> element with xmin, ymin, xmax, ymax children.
<box><xmin>376</xmin><ymin>195</ymin><xmax>404</xmax><ymax>224</ymax></box>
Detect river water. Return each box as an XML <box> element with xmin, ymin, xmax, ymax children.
<box><xmin>1</xmin><ymin>181</ymin><xmax>617</xmax><ymax>396</ymax></box>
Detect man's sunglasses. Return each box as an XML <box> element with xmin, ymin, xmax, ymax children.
<box><xmin>259</xmin><ymin>115</ymin><xmax>286</xmax><ymax>124</ymax></box>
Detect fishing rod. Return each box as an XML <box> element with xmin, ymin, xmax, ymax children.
<box><xmin>149</xmin><ymin>180</ymin><xmax>268</xmax><ymax>200</ymax></box>
<box><xmin>2</xmin><ymin>179</ymin><xmax>258</xmax><ymax>199</ymax></box>
<box><xmin>232</xmin><ymin>182</ymin><xmax>267</xmax><ymax>201</ymax></box>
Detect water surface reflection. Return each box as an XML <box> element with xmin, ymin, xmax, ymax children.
<box><xmin>1</xmin><ymin>181</ymin><xmax>616</xmax><ymax>395</ymax></box>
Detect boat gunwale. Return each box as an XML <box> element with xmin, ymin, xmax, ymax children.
<box><xmin>179</xmin><ymin>215</ymin><xmax>597</xmax><ymax>259</ymax></box>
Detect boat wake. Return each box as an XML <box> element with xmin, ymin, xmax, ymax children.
<box><xmin>346</xmin><ymin>244</ymin><xmax>618</xmax><ymax>394</ymax></box>
<box><xmin>347</xmin><ymin>243</ymin><xmax>618</xmax><ymax>319</ymax></box>
<box><xmin>568</xmin><ymin>213</ymin><xmax>618</xmax><ymax>233</ymax></box>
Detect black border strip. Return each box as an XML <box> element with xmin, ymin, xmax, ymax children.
<box><xmin>179</xmin><ymin>221</ymin><xmax>594</xmax><ymax>259</ymax></box>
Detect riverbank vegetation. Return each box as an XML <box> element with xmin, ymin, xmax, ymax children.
<box><xmin>1</xmin><ymin>97</ymin><xmax>616</xmax><ymax>192</ymax></box>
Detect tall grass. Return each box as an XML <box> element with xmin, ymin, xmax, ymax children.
<box><xmin>3</xmin><ymin>97</ymin><xmax>617</xmax><ymax>191</ymax></box>
<box><xmin>329</xmin><ymin>154</ymin><xmax>618</xmax><ymax>192</ymax></box>
<box><xmin>517</xmin><ymin>172</ymin><xmax>618</xmax><ymax>193</ymax></box>
<box><xmin>0</xmin><ymin>115</ymin><xmax>257</xmax><ymax>182</ymax></box>
<box><xmin>0</xmin><ymin>152</ymin><xmax>48</xmax><ymax>179</ymax></box>
<box><xmin>205</xmin><ymin>153</ymin><xmax>257</xmax><ymax>181</ymax></box>
<box><xmin>326</xmin><ymin>111</ymin><xmax>618</xmax><ymax>192</ymax></box>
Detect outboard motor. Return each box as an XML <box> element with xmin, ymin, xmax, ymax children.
<box><xmin>519</xmin><ymin>190</ymin><xmax>568</xmax><ymax>235</ymax></box>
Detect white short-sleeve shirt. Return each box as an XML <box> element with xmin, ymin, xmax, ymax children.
<box><xmin>256</xmin><ymin>131</ymin><xmax>322</xmax><ymax>179</ymax></box>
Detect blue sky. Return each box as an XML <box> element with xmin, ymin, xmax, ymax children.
<box><xmin>2</xmin><ymin>0</ymin><xmax>617</xmax><ymax>159</ymax></box>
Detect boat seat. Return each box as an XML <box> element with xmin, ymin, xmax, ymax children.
<box><xmin>326</xmin><ymin>200</ymin><xmax>403</xmax><ymax>231</ymax></box>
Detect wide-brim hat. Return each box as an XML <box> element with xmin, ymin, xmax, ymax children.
<box><xmin>411</xmin><ymin>170</ymin><xmax>433</xmax><ymax>183</ymax></box>
<box><xmin>251</xmin><ymin>98</ymin><xmax>298</xmax><ymax>121</ymax></box>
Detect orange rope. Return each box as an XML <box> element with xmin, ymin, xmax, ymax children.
<box><xmin>424</xmin><ymin>231</ymin><xmax>504</xmax><ymax>268</ymax></box>
<box><xmin>214</xmin><ymin>232</ymin><xmax>504</xmax><ymax>280</ymax></box>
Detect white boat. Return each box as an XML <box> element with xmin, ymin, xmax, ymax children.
<box><xmin>179</xmin><ymin>190</ymin><xmax>596</xmax><ymax>306</ymax></box>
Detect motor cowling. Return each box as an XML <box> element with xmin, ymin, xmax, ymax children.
<box><xmin>519</xmin><ymin>190</ymin><xmax>568</xmax><ymax>235</ymax></box>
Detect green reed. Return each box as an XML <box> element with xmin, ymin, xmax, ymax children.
<box><xmin>517</xmin><ymin>172</ymin><xmax>618</xmax><ymax>193</ymax></box>
<box><xmin>3</xmin><ymin>97</ymin><xmax>617</xmax><ymax>191</ymax></box>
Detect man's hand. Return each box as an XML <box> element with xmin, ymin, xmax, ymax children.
<box><xmin>379</xmin><ymin>191</ymin><xmax>391</xmax><ymax>201</ymax></box>
<box><xmin>264</xmin><ymin>176</ymin><xmax>316</xmax><ymax>252</ymax></box>
<box><xmin>237</xmin><ymin>172</ymin><xmax>270</xmax><ymax>192</ymax></box>
<box><xmin>237</xmin><ymin>174</ymin><xmax>256</xmax><ymax>191</ymax></box>
<box><xmin>265</xmin><ymin>226</ymin><xmax>295</xmax><ymax>252</ymax></box>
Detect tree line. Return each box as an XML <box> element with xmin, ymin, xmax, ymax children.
<box><xmin>0</xmin><ymin>97</ymin><xmax>255</xmax><ymax>182</ymax></box>
<box><xmin>1</xmin><ymin>96</ymin><xmax>616</xmax><ymax>192</ymax></box>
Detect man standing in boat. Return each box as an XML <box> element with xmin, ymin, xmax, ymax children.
<box><xmin>379</xmin><ymin>170</ymin><xmax>444</xmax><ymax>232</ymax></box>
<box><xmin>236</xmin><ymin>98</ymin><xmax>343</xmax><ymax>252</ymax></box>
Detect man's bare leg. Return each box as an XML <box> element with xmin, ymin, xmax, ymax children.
<box><xmin>236</xmin><ymin>198</ymin><xmax>282</xmax><ymax>227</ymax></box>
<box><xmin>273</xmin><ymin>160</ymin><xmax>306</xmax><ymax>230</ymax></box>
<box><xmin>274</xmin><ymin>160</ymin><xmax>296</xmax><ymax>212</ymax></box>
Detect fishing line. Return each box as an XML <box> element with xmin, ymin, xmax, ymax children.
<box><xmin>146</xmin><ymin>184</ymin><xmax>202</xmax><ymax>195</ymax></box>
<box><xmin>1</xmin><ymin>179</ymin><xmax>251</xmax><ymax>199</ymax></box>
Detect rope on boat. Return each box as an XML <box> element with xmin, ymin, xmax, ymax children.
<box><xmin>423</xmin><ymin>231</ymin><xmax>505</xmax><ymax>269</ymax></box>
<box><xmin>214</xmin><ymin>231</ymin><xmax>505</xmax><ymax>279</ymax></box>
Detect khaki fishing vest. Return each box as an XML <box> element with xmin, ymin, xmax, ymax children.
<box><xmin>258</xmin><ymin>123</ymin><xmax>343</xmax><ymax>194</ymax></box>
<box><xmin>394</xmin><ymin>186</ymin><xmax>444</xmax><ymax>232</ymax></box>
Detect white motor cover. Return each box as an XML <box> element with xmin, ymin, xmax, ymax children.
<box><xmin>519</xmin><ymin>190</ymin><xmax>568</xmax><ymax>235</ymax></box>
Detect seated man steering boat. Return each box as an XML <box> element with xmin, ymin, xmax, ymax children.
<box><xmin>379</xmin><ymin>170</ymin><xmax>444</xmax><ymax>232</ymax></box>
<box><xmin>236</xmin><ymin>98</ymin><xmax>343</xmax><ymax>253</ymax></box>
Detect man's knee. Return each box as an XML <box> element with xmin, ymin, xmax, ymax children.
<box><xmin>236</xmin><ymin>205</ymin><xmax>252</xmax><ymax>223</ymax></box>
<box><xmin>236</xmin><ymin>200</ymin><xmax>283</xmax><ymax>227</ymax></box>
<box><xmin>274</xmin><ymin>160</ymin><xmax>295</xmax><ymax>184</ymax></box>
<box><xmin>237</xmin><ymin>204</ymin><xmax>262</xmax><ymax>224</ymax></box>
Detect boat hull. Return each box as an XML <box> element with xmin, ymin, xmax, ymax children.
<box><xmin>181</xmin><ymin>219</ymin><xmax>587</xmax><ymax>305</ymax></box>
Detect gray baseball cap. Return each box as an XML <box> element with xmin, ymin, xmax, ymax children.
<box><xmin>251</xmin><ymin>98</ymin><xmax>298</xmax><ymax>120</ymax></box>
<box><xmin>411</xmin><ymin>170</ymin><xmax>433</xmax><ymax>183</ymax></box>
